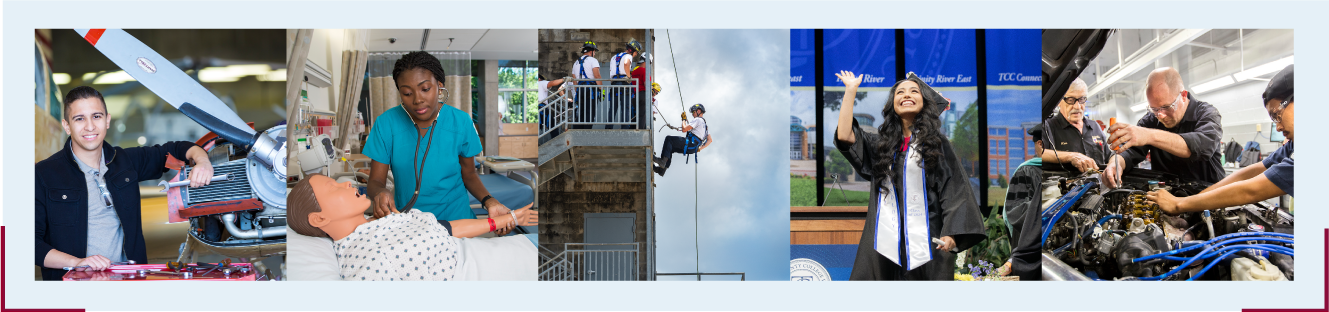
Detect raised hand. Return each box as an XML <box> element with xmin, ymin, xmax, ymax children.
<box><xmin>835</xmin><ymin>70</ymin><xmax>864</xmax><ymax>91</ymax></box>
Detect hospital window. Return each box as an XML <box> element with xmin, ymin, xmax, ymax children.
<box><xmin>998</xmin><ymin>160</ymin><xmax>1006</xmax><ymax>175</ymax></box>
<box><xmin>498</xmin><ymin>60</ymin><xmax>539</xmax><ymax>123</ymax></box>
<box><xmin>989</xmin><ymin>160</ymin><xmax>999</xmax><ymax>175</ymax></box>
<box><xmin>989</xmin><ymin>140</ymin><xmax>997</xmax><ymax>154</ymax></box>
<box><xmin>997</xmin><ymin>141</ymin><xmax>1005</xmax><ymax>155</ymax></box>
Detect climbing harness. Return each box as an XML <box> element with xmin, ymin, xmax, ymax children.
<box><xmin>682</xmin><ymin>116</ymin><xmax>708</xmax><ymax>164</ymax></box>
<box><xmin>611</xmin><ymin>52</ymin><xmax>631</xmax><ymax>78</ymax></box>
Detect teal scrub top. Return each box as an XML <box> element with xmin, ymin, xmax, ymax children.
<box><xmin>363</xmin><ymin>104</ymin><xmax>482</xmax><ymax>221</ymax></box>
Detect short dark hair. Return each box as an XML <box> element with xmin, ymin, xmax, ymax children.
<box><xmin>62</xmin><ymin>86</ymin><xmax>107</xmax><ymax>120</ymax></box>
<box><xmin>390</xmin><ymin>51</ymin><xmax>447</xmax><ymax>87</ymax></box>
<box><xmin>288</xmin><ymin>175</ymin><xmax>329</xmax><ymax>238</ymax></box>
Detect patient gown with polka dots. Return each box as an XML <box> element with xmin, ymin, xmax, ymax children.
<box><xmin>333</xmin><ymin>211</ymin><xmax>461</xmax><ymax>281</ymax></box>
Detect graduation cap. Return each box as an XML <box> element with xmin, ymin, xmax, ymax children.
<box><xmin>1027</xmin><ymin>126</ymin><xmax>1044</xmax><ymax>142</ymax></box>
<box><xmin>901</xmin><ymin>72</ymin><xmax>951</xmax><ymax>112</ymax></box>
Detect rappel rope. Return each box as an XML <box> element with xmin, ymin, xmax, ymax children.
<box><xmin>655</xmin><ymin>100</ymin><xmax>677</xmax><ymax>133</ymax></box>
<box><xmin>667</xmin><ymin>29</ymin><xmax>702</xmax><ymax>280</ymax></box>
<box><xmin>664</xmin><ymin>29</ymin><xmax>686</xmax><ymax>133</ymax></box>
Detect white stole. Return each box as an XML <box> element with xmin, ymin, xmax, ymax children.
<box><xmin>875</xmin><ymin>142</ymin><xmax>932</xmax><ymax>270</ymax></box>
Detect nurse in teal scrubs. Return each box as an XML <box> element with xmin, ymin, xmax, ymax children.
<box><xmin>364</xmin><ymin>51</ymin><xmax>514</xmax><ymax>234</ymax></box>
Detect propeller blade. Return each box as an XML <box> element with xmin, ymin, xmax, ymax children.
<box><xmin>74</xmin><ymin>29</ymin><xmax>257</xmax><ymax>147</ymax></box>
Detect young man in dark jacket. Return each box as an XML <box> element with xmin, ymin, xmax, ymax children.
<box><xmin>35</xmin><ymin>86</ymin><xmax>215</xmax><ymax>280</ymax></box>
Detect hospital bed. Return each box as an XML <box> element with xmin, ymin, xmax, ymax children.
<box><xmin>287</xmin><ymin>158</ymin><xmax>538</xmax><ymax>281</ymax></box>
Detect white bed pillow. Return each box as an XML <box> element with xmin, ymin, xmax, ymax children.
<box><xmin>285</xmin><ymin>230</ymin><xmax>343</xmax><ymax>281</ymax></box>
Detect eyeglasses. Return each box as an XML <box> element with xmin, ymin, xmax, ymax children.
<box><xmin>93</xmin><ymin>171</ymin><xmax>114</xmax><ymax>209</ymax></box>
<box><xmin>1269</xmin><ymin>94</ymin><xmax>1293</xmax><ymax>125</ymax></box>
<box><xmin>1148</xmin><ymin>93</ymin><xmax>1182</xmax><ymax>114</ymax></box>
<box><xmin>1062</xmin><ymin>97</ymin><xmax>1088</xmax><ymax>105</ymax></box>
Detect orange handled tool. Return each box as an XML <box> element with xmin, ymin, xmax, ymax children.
<box><xmin>1108</xmin><ymin>117</ymin><xmax>1120</xmax><ymax>151</ymax></box>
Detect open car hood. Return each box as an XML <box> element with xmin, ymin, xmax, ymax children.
<box><xmin>1042</xmin><ymin>29</ymin><xmax>1114</xmax><ymax>117</ymax></box>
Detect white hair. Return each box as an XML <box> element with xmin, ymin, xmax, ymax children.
<box><xmin>1068</xmin><ymin>78</ymin><xmax>1088</xmax><ymax>94</ymax></box>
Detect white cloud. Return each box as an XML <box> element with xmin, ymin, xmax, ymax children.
<box><xmin>652</xmin><ymin>29</ymin><xmax>790</xmax><ymax>281</ymax></box>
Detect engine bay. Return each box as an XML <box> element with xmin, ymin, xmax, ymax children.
<box><xmin>1040</xmin><ymin>168</ymin><xmax>1293</xmax><ymax>281</ymax></box>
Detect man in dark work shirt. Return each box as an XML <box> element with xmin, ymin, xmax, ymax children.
<box><xmin>1041</xmin><ymin>78</ymin><xmax>1110</xmax><ymax>173</ymax></box>
<box><xmin>1104</xmin><ymin>67</ymin><xmax>1224</xmax><ymax>188</ymax></box>
<box><xmin>1145</xmin><ymin>64</ymin><xmax>1294</xmax><ymax>215</ymax></box>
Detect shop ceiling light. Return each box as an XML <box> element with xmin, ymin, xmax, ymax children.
<box><xmin>52</xmin><ymin>73</ymin><xmax>71</xmax><ymax>85</ymax></box>
<box><xmin>82</xmin><ymin>72</ymin><xmax>98</xmax><ymax>81</ymax></box>
<box><xmin>92</xmin><ymin>71</ymin><xmax>136</xmax><ymax>84</ymax></box>
<box><xmin>258</xmin><ymin>68</ymin><xmax>287</xmax><ymax>82</ymax></box>
<box><xmin>1191</xmin><ymin>75</ymin><xmax>1235</xmax><ymax>94</ymax></box>
<box><xmin>198</xmin><ymin>67</ymin><xmax>243</xmax><ymax>83</ymax></box>
<box><xmin>226</xmin><ymin>64</ymin><xmax>273</xmax><ymax>76</ymax></box>
<box><xmin>1233</xmin><ymin>55</ymin><xmax>1294</xmax><ymax>82</ymax></box>
<box><xmin>1131</xmin><ymin>102</ymin><xmax>1149</xmax><ymax>112</ymax></box>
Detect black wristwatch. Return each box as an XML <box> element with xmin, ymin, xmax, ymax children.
<box><xmin>480</xmin><ymin>195</ymin><xmax>495</xmax><ymax>208</ymax></box>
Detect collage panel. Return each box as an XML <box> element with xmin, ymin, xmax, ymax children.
<box><xmin>284</xmin><ymin>29</ymin><xmax>540</xmax><ymax>281</ymax></box>
<box><xmin>4</xmin><ymin>0</ymin><xmax>1324</xmax><ymax>307</ymax></box>
<box><xmin>30</xmin><ymin>27</ymin><xmax>1298</xmax><ymax>288</ymax></box>
<box><xmin>33</xmin><ymin>29</ymin><xmax>288</xmax><ymax>280</ymax></box>
<box><xmin>536</xmin><ymin>29</ymin><xmax>790</xmax><ymax>281</ymax></box>
<box><xmin>789</xmin><ymin>29</ymin><xmax>1042</xmax><ymax>281</ymax></box>
<box><xmin>1039</xmin><ymin>29</ymin><xmax>1294</xmax><ymax>281</ymax></box>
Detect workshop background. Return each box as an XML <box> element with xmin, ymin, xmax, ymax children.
<box><xmin>1066</xmin><ymin>29</ymin><xmax>1293</xmax><ymax>166</ymax></box>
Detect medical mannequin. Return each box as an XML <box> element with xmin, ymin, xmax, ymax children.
<box><xmin>289</xmin><ymin>175</ymin><xmax>536</xmax><ymax>281</ymax></box>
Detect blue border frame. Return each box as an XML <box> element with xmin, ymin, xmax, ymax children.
<box><xmin>5</xmin><ymin>1</ymin><xmax>1323</xmax><ymax>310</ymax></box>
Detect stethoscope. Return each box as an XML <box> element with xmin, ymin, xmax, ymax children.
<box><xmin>394</xmin><ymin>90</ymin><xmax>526</xmax><ymax>235</ymax></box>
<box><xmin>399</xmin><ymin>102</ymin><xmax>440</xmax><ymax>214</ymax></box>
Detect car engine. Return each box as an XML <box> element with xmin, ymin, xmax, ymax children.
<box><xmin>1040</xmin><ymin>168</ymin><xmax>1293</xmax><ymax>281</ymax></box>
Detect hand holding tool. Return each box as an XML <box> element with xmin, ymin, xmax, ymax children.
<box><xmin>158</xmin><ymin>174</ymin><xmax>229</xmax><ymax>192</ymax></box>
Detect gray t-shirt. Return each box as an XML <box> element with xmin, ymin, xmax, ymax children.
<box><xmin>73</xmin><ymin>152</ymin><xmax>126</xmax><ymax>262</ymax></box>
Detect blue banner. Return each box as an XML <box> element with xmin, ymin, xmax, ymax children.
<box><xmin>904</xmin><ymin>29</ymin><xmax>977</xmax><ymax>88</ymax></box>
<box><xmin>986</xmin><ymin>29</ymin><xmax>1042</xmax><ymax>86</ymax></box>
<box><xmin>985</xmin><ymin>29</ymin><xmax>1042</xmax><ymax>182</ymax></box>
<box><xmin>791</xmin><ymin>29</ymin><xmax>815</xmax><ymax>88</ymax></box>
<box><xmin>790</xmin><ymin>244</ymin><xmax>857</xmax><ymax>281</ymax></box>
<box><xmin>822</xmin><ymin>29</ymin><xmax>896</xmax><ymax>88</ymax></box>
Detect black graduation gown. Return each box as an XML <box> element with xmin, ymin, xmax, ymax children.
<box><xmin>1003</xmin><ymin>162</ymin><xmax>1044</xmax><ymax>281</ymax></box>
<box><xmin>836</xmin><ymin>120</ymin><xmax>988</xmax><ymax>280</ymax></box>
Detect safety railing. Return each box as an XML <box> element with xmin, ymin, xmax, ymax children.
<box><xmin>538</xmin><ymin>249</ymin><xmax>571</xmax><ymax>281</ymax></box>
<box><xmin>537</xmin><ymin>243</ymin><xmax>640</xmax><ymax>281</ymax></box>
<box><xmin>538</xmin><ymin>78</ymin><xmax>642</xmax><ymax>138</ymax></box>
<box><xmin>656</xmin><ymin>272</ymin><xmax>747</xmax><ymax>281</ymax></box>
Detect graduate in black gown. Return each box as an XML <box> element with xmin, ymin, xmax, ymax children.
<box><xmin>999</xmin><ymin>127</ymin><xmax>1046</xmax><ymax>281</ymax></box>
<box><xmin>832</xmin><ymin>71</ymin><xmax>987</xmax><ymax>280</ymax></box>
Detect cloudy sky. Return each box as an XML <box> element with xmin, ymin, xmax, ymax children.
<box><xmin>652</xmin><ymin>29</ymin><xmax>790</xmax><ymax>281</ymax></box>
